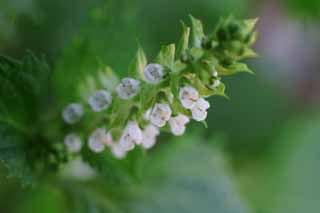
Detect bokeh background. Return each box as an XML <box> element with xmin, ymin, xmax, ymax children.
<box><xmin>0</xmin><ymin>0</ymin><xmax>319</xmax><ymax>212</ymax></box>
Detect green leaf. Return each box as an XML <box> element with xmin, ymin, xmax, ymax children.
<box><xmin>129</xmin><ymin>47</ymin><xmax>147</xmax><ymax>80</ymax></box>
<box><xmin>0</xmin><ymin>52</ymin><xmax>50</xmax><ymax>184</ymax></box>
<box><xmin>121</xmin><ymin>134</ymin><xmax>250</xmax><ymax>213</ymax></box>
<box><xmin>0</xmin><ymin>121</ymin><xmax>33</xmax><ymax>185</ymax></box>
<box><xmin>244</xmin><ymin>18</ymin><xmax>258</xmax><ymax>33</ymax></box>
<box><xmin>176</xmin><ymin>21</ymin><xmax>190</xmax><ymax>58</ymax></box>
<box><xmin>155</xmin><ymin>44</ymin><xmax>176</xmax><ymax>69</ymax></box>
<box><xmin>189</xmin><ymin>15</ymin><xmax>205</xmax><ymax>48</ymax></box>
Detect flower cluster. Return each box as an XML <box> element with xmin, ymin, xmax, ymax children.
<box><xmin>61</xmin><ymin>16</ymin><xmax>257</xmax><ymax>160</ymax></box>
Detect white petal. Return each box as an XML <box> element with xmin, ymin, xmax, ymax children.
<box><xmin>88</xmin><ymin>90</ymin><xmax>112</xmax><ymax>112</ymax></box>
<box><xmin>150</xmin><ymin>103</ymin><xmax>172</xmax><ymax>127</ymax></box>
<box><xmin>144</xmin><ymin>63</ymin><xmax>165</xmax><ymax>84</ymax></box>
<box><xmin>212</xmin><ymin>71</ymin><xmax>218</xmax><ymax>78</ymax></box>
<box><xmin>191</xmin><ymin>107</ymin><xmax>208</xmax><ymax>121</ymax></box>
<box><xmin>126</xmin><ymin>121</ymin><xmax>143</xmax><ymax>145</ymax></box>
<box><xmin>64</xmin><ymin>133</ymin><xmax>82</xmax><ymax>153</ymax></box>
<box><xmin>168</xmin><ymin>114</ymin><xmax>189</xmax><ymax>136</ymax></box>
<box><xmin>62</xmin><ymin>103</ymin><xmax>84</xmax><ymax>124</ymax></box>
<box><xmin>111</xmin><ymin>143</ymin><xmax>127</xmax><ymax>159</ymax></box>
<box><xmin>116</xmin><ymin>78</ymin><xmax>140</xmax><ymax>100</ymax></box>
<box><xmin>179</xmin><ymin>86</ymin><xmax>199</xmax><ymax>109</ymax></box>
<box><xmin>197</xmin><ymin>98</ymin><xmax>210</xmax><ymax>110</ymax></box>
<box><xmin>88</xmin><ymin>128</ymin><xmax>107</xmax><ymax>153</ymax></box>
<box><xmin>119</xmin><ymin>136</ymin><xmax>135</xmax><ymax>151</ymax></box>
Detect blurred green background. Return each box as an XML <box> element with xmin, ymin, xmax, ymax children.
<box><xmin>0</xmin><ymin>0</ymin><xmax>319</xmax><ymax>212</ymax></box>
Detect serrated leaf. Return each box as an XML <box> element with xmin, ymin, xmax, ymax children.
<box><xmin>189</xmin><ymin>15</ymin><xmax>205</xmax><ymax>48</ymax></box>
<box><xmin>244</xmin><ymin>18</ymin><xmax>258</xmax><ymax>32</ymax></box>
<box><xmin>155</xmin><ymin>44</ymin><xmax>175</xmax><ymax>69</ymax></box>
<box><xmin>129</xmin><ymin>47</ymin><xmax>147</xmax><ymax>80</ymax></box>
<box><xmin>176</xmin><ymin>21</ymin><xmax>190</xmax><ymax>58</ymax></box>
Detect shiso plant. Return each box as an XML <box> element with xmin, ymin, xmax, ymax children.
<box><xmin>0</xmin><ymin>15</ymin><xmax>257</xmax><ymax>184</ymax></box>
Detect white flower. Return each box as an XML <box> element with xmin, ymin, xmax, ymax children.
<box><xmin>64</xmin><ymin>133</ymin><xmax>82</xmax><ymax>153</ymax></box>
<box><xmin>141</xmin><ymin>124</ymin><xmax>160</xmax><ymax>149</ymax></box>
<box><xmin>150</xmin><ymin>103</ymin><xmax>172</xmax><ymax>127</ymax></box>
<box><xmin>111</xmin><ymin>143</ymin><xmax>127</xmax><ymax>159</ymax></box>
<box><xmin>144</xmin><ymin>63</ymin><xmax>165</xmax><ymax>84</ymax></box>
<box><xmin>210</xmin><ymin>79</ymin><xmax>221</xmax><ymax>89</ymax></box>
<box><xmin>88</xmin><ymin>90</ymin><xmax>112</xmax><ymax>112</ymax></box>
<box><xmin>191</xmin><ymin>98</ymin><xmax>210</xmax><ymax>121</ymax></box>
<box><xmin>88</xmin><ymin>128</ymin><xmax>110</xmax><ymax>153</ymax></box>
<box><xmin>179</xmin><ymin>86</ymin><xmax>199</xmax><ymax>109</ymax></box>
<box><xmin>62</xmin><ymin>103</ymin><xmax>84</xmax><ymax>124</ymax></box>
<box><xmin>116</xmin><ymin>78</ymin><xmax>140</xmax><ymax>100</ymax></box>
<box><xmin>119</xmin><ymin>121</ymin><xmax>143</xmax><ymax>151</ymax></box>
<box><xmin>168</xmin><ymin>114</ymin><xmax>190</xmax><ymax>136</ymax></box>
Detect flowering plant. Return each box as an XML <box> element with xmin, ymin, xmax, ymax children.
<box><xmin>0</xmin><ymin>15</ymin><xmax>257</xmax><ymax>184</ymax></box>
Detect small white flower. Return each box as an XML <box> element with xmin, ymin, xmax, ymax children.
<box><xmin>168</xmin><ymin>114</ymin><xmax>190</xmax><ymax>136</ymax></box>
<box><xmin>62</xmin><ymin>103</ymin><xmax>84</xmax><ymax>124</ymax></box>
<box><xmin>116</xmin><ymin>78</ymin><xmax>140</xmax><ymax>100</ymax></box>
<box><xmin>111</xmin><ymin>143</ymin><xmax>127</xmax><ymax>159</ymax></box>
<box><xmin>150</xmin><ymin>103</ymin><xmax>172</xmax><ymax>127</ymax></box>
<box><xmin>191</xmin><ymin>98</ymin><xmax>210</xmax><ymax>121</ymax></box>
<box><xmin>88</xmin><ymin>90</ymin><xmax>112</xmax><ymax>112</ymax></box>
<box><xmin>179</xmin><ymin>86</ymin><xmax>199</xmax><ymax>109</ymax></box>
<box><xmin>210</xmin><ymin>79</ymin><xmax>221</xmax><ymax>89</ymax></box>
<box><xmin>144</xmin><ymin>63</ymin><xmax>165</xmax><ymax>84</ymax></box>
<box><xmin>141</xmin><ymin>124</ymin><xmax>160</xmax><ymax>149</ymax></box>
<box><xmin>88</xmin><ymin>128</ymin><xmax>109</xmax><ymax>153</ymax></box>
<box><xmin>119</xmin><ymin>121</ymin><xmax>143</xmax><ymax>151</ymax></box>
<box><xmin>64</xmin><ymin>133</ymin><xmax>82</xmax><ymax>153</ymax></box>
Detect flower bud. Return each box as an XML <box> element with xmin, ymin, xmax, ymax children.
<box><xmin>88</xmin><ymin>128</ymin><xmax>109</xmax><ymax>153</ymax></box>
<box><xmin>141</xmin><ymin>124</ymin><xmax>160</xmax><ymax>149</ymax></box>
<box><xmin>191</xmin><ymin>98</ymin><xmax>210</xmax><ymax>121</ymax></box>
<box><xmin>168</xmin><ymin>114</ymin><xmax>190</xmax><ymax>136</ymax></box>
<box><xmin>179</xmin><ymin>86</ymin><xmax>199</xmax><ymax>109</ymax></box>
<box><xmin>62</xmin><ymin>103</ymin><xmax>84</xmax><ymax>124</ymax></box>
<box><xmin>144</xmin><ymin>63</ymin><xmax>165</xmax><ymax>84</ymax></box>
<box><xmin>210</xmin><ymin>79</ymin><xmax>221</xmax><ymax>89</ymax></box>
<box><xmin>64</xmin><ymin>133</ymin><xmax>82</xmax><ymax>153</ymax></box>
<box><xmin>116</xmin><ymin>78</ymin><xmax>140</xmax><ymax>100</ymax></box>
<box><xmin>119</xmin><ymin>121</ymin><xmax>143</xmax><ymax>151</ymax></box>
<box><xmin>150</xmin><ymin>103</ymin><xmax>172</xmax><ymax>127</ymax></box>
<box><xmin>212</xmin><ymin>71</ymin><xmax>218</xmax><ymax>78</ymax></box>
<box><xmin>88</xmin><ymin>90</ymin><xmax>112</xmax><ymax>112</ymax></box>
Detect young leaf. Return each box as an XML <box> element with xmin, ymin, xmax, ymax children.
<box><xmin>176</xmin><ymin>21</ymin><xmax>190</xmax><ymax>58</ymax></box>
<box><xmin>155</xmin><ymin>44</ymin><xmax>176</xmax><ymax>69</ymax></box>
<box><xmin>129</xmin><ymin>47</ymin><xmax>147</xmax><ymax>80</ymax></box>
<box><xmin>189</xmin><ymin>15</ymin><xmax>205</xmax><ymax>48</ymax></box>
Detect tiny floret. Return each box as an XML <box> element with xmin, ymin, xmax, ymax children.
<box><xmin>119</xmin><ymin>121</ymin><xmax>143</xmax><ymax>151</ymax></box>
<box><xmin>150</xmin><ymin>103</ymin><xmax>172</xmax><ymax>127</ymax></box>
<box><xmin>88</xmin><ymin>90</ymin><xmax>112</xmax><ymax>112</ymax></box>
<box><xmin>169</xmin><ymin>114</ymin><xmax>190</xmax><ymax>136</ymax></box>
<box><xmin>144</xmin><ymin>63</ymin><xmax>165</xmax><ymax>84</ymax></box>
<box><xmin>62</xmin><ymin>103</ymin><xmax>84</xmax><ymax>124</ymax></box>
<box><xmin>191</xmin><ymin>98</ymin><xmax>210</xmax><ymax>121</ymax></box>
<box><xmin>179</xmin><ymin>86</ymin><xmax>199</xmax><ymax>109</ymax></box>
<box><xmin>88</xmin><ymin>128</ymin><xmax>109</xmax><ymax>153</ymax></box>
<box><xmin>116</xmin><ymin>78</ymin><xmax>140</xmax><ymax>100</ymax></box>
<box><xmin>141</xmin><ymin>124</ymin><xmax>160</xmax><ymax>149</ymax></box>
<box><xmin>64</xmin><ymin>133</ymin><xmax>82</xmax><ymax>153</ymax></box>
